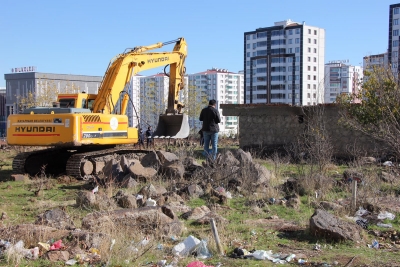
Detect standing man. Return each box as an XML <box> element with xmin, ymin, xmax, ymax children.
<box><xmin>138</xmin><ymin>129</ymin><xmax>145</xmax><ymax>149</ymax></box>
<box><xmin>146</xmin><ymin>126</ymin><xmax>154</xmax><ymax>149</ymax></box>
<box><xmin>199</xmin><ymin>99</ymin><xmax>221</xmax><ymax>159</ymax></box>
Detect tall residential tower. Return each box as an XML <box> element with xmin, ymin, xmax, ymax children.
<box><xmin>244</xmin><ymin>19</ymin><xmax>325</xmax><ymax>105</ymax></box>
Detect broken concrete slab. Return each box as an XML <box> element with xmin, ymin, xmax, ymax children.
<box><xmin>310</xmin><ymin>209</ymin><xmax>363</xmax><ymax>242</ymax></box>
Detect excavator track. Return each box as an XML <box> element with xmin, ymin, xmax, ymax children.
<box><xmin>12</xmin><ymin>146</ymin><xmax>148</xmax><ymax>180</ymax></box>
<box><xmin>66</xmin><ymin>147</ymin><xmax>147</xmax><ymax>180</ymax></box>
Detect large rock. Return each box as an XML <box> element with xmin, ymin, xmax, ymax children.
<box><xmin>35</xmin><ymin>208</ymin><xmax>75</xmax><ymax>230</ymax></box>
<box><xmin>76</xmin><ymin>191</ymin><xmax>97</xmax><ymax>208</ymax></box>
<box><xmin>251</xmin><ymin>163</ymin><xmax>272</xmax><ymax>185</ymax></box>
<box><xmin>128</xmin><ymin>160</ymin><xmax>157</xmax><ymax>182</ymax></box>
<box><xmin>141</xmin><ymin>151</ymin><xmax>161</xmax><ymax>170</ymax></box>
<box><xmin>45</xmin><ymin>251</ymin><xmax>70</xmax><ymax>262</ymax></box>
<box><xmin>165</xmin><ymin>202</ymin><xmax>191</xmax><ymax>213</ymax></box>
<box><xmin>234</xmin><ymin>149</ymin><xmax>253</xmax><ymax>165</ymax></box>
<box><xmin>187</xmin><ymin>184</ymin><xmax>204</xmax><ymax>198</ymax></box>
<box><xmin>195</xmin><ymin>212</ymin><xmax>228</xmax><ymax>225</ymax></box>
<box><xmin>103</xmin><ymin>158</ymin><xmax>123</xmax><ymax>179</ymax></box>
<box><xmin>183</xmin><ymin>157</ymin><xmax>204</xmax><ymax>179</ymax></box>
<box><xmin>218</xmin><ymin>150</ymin><xmax>240</xmax><ymax>167</ymax></box>
<box><xmin>119</xmin><ymin>175</ymin><xmax>139</xmax><ymax>188</ymax></box>
<box><xmin>309</xmin><ymin>209</ymin><xmax>363</xmax><ymax>242</ymax></box>
<box><xmin>181</xmin><ymin>206</ymin><xmax>211</xmax><ymax>220</ymax></box>
<box><xmin>114</xmin><ymin>191</ymin><xmax>137</xmax><ymax>209</ymax></box>
<box><xmin>138</xmin><ymin>184</ymin><xmax>167</xmax><ymax>199</ymax></box>
<box><xmin>318</xmin><ymin>201</ymin><xmax>344</xmax><ymax>212</ymax></box>
<box><xmin>156</xmin><ymin>151</ymin><xmax>179</xmax><ymax>165</ymax></box>
<box><xmin>160</xmin><ymin>161</ymin><xmax>185</xmax><ymax>179</ymax></box>
<box><xmin>82</xmin><ymin>206</ymin><xmax>183</xmax><ymax>236</ymax></box>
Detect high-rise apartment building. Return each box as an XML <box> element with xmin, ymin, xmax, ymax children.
<box><xmin>324</xmin><ymin>62</ymin><xmax>363</xmax><ymax>103</ymax></box>
<box><xmin>389</xmin><ymin>4</ymin><xmax>400</xmax><ymax>71</ymax></box>
<box><xmin>244</xmin><ymin>19</ymin><xmax>325</xmax><ymax>105</ymax></box>
<box><xmin>187</xmin><ymin>68</ymin><xmax>244</xmax><ymax>136</ymax></box>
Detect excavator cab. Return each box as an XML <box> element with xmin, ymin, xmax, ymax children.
<box><xmin>153</xmin><ymin>114</ymin><xmax>190</xmax><ymax>139</ymax></box>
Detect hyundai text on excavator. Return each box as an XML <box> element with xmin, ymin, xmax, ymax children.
<box><xmin>7</xmin><ymin>38</ymin><xmax>189</xmax><ymax>179</ymax></box>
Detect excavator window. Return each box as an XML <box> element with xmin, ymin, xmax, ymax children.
<box><xmin>87</xmin><ymin>99</ymin><xmax>95</xmax><ymax>111</ymax></box>
<box><xmin>59</xmin><ymin>99</ymin><xmax>75</xmax><ymax>108</ymax></box>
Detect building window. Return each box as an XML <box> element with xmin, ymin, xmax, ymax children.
<box><xmin>295</xmin><ymin>56</ymin><xmax>300</xmax><ymax>62</ymax></box>
<box><xmin>307</xmin><ymin>75</ymin><xmax>311</xmax><ymax>80</ymax></box>
<box><xmin>307</xmin><ymin>84</ymin><xmax>310</xmax><ymax>89</ymax></box>
<box><xmin>308</xmin><ymin>29</ymin><xmax>311</xmax><ymax>34</ymax></box>
<box><xmin>394</xmin><ymin>29</ymin><xmax>399</xmax><ymax>36</ymax></box>
<box><xmin>295</xmin><ymin>47</ymin><xmax>300</xmax><ymax>53</ymax></box>
<box><xmin>247</xmin><ymin>52</ymin><xmax>250</xmax><ymax>57</ymax></box>
<box><xmin>296</xmin><ymin>29</ymin><xmax>300</xmax><ymax>34</ymax></box>
<box><xmin>313</xmin><ymin>84</ymin><xmax>316</xmax><ymax>89</ymax></box>
<box><xmin>314</xmin><ymin>30</ymin><xmax>317</xmax><ymax>35</ymax></box>
<box><xmin>246</xmin><ymin>35</ymin><xmax>250</xmax><ymax>40</ymax></box>
<box><xmin>394</xmin><ymin>40</ymin><xmax>399</xmax><ymax>47</ymax></box>
<box><xmin>395</xmin><ymin>7</ymin><xmax>400</xmax><ymax>14</ymax></box>
<box><xmin>314</xmin><ymin>39</ymin><xmax>317</xmax><ymax>44</ymax></box>
<box><xmin>314</xmin><ymin>57</ymin><xmax>317</xmax><ymax>62</ymax></box>
<box><xmin>295</xmin><ymin>38</ymin><xmax>300</xmax><ymax>44</ymax></box>
<box><xmin>253</xmin><ymin>52</ymin><xmax>256</xmax><ymax>56</ymax></box>
<box><xmin>395</xmin><ymin>19</ymin><xmax>399</xmax><ymax>25</ymax></box>
<box><xmin>289</xmin><ymin>39</ymin><xmax>293</xmax><ymax>44</ymax></box>
<box><xmin>246</xmin><ymin>44</ymin><xmax>250</xmax><ymax>49</ymax></box>
<box><xmin>313</xmin><ymin>93</ymin><xmax>316</xmax><ymax>98</ymax></box>
<box><xmin>289</xmin><ymin>29</ymin><xmax>293</xmax><ymax>35</ymax></box>
<box><xmin>308</xmin><ymin>47</ymin><xmax>311</xmax><ymax>53</ymax></box>
<box><xmin>253</xmin><ymin>34</ymin><xmax>257</xmax><ymax>39</ymax></box>
<box><xmin>308</xmin><ymin>57</ymin><xmax>311</xmax><ymax>62</ymax></box>
<box><xmin>313</xmin><ymin>75</ymin><xmax>317</xmax><ymax>80</ymax></box>
<box><xmin>308</xmin><ymin>66</ymin><xmax>311</xmax><ymax>71</ymax></box>
<box><xmin>394</xmin><ymin>51</ymin><xmax>399</xmax><ymax>58</ymax></box>
<box><xmin>307</xmin><ymin>93</ymin><xmax>310</xmax><ymax>98</ymax></box>
<box><xmin>314</xmin><ymin>48</ymin><xmax>317</xmax><ymax>53</ymax></box>
<box><xmin>314</xmin><ymin>66</ymin><xmax>317</xmax><ymax>71</ymax></box>
<box><xmin>253</xmin><ymin>43</ymin><xmax>257</xmax><ymax>49</ymax></box>
<box><xmin>288</xmin><ymin>48</ymin><xmax>293</xmax><ymax>53</ymax></box>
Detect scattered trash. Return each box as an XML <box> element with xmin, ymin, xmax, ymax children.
<box><xmin>368</xmin><ymin>239</ymin><xmax>379</xmax><ymax>249</ymax></box>
<box><xmin>146</xmin><ymin>197</ymin><xmax>157</xmax><ymax>206</ymax></box>
<box><xmin>314</xmin><ymin>243</ymin><xmax>321</xmax><ymax>251</ymax></box>
<box><xmin>89</xmin><ymin>247</ymin><xmax>100</xmax><ymax>255</ymax></box>
<box><xmin>298</xmin><ymin>259</ymin><xmax>307</xmax><ymax>264</ymax></box>
<box><xmin>377</xmin><ymin>211</ymin><xmax>395</xmax><ymax>220</ymax></box>
<box><xmin>110</xmin><ymin>239</ymin><xmax>116</xmax><ymax>251</ymax></box>
<box><xmin>383</xmin><ymin>161</ymin><xmax>393</xmax><ymax>167</ymax></box>
<box><xmin>91</xmin><ymin>186</ymin><xmax>99</xmax><ymax>194</ymax></box>
<box><xmin>356</xmin><ymin>219</ymin><xmax>368</xmax><ymax>229</ymax></box>
<box><xmin>139</xmin><ymin>236</ymin><xmax>150</xmax><ymax>246</ymax></box>
<box><xmin>171</xmin><ymin>236</ymin><xmax>178</xmax><ymax>241</ymax></box>
<box><xmin>285</xmin><ymin>254</ymin><xmax>296</xmax><ymax>262</ymax></box>
<box><xmin>65</xmin><ymin>259</ymin><xmax>78</xmax><ymax>265</ymax></box>
<box><xmin>157</xmin><ymin>259</ymin><xmax>167</xmax><ymax>266</ymax></box>
<box><xmin>269</xmin><ymin>198</ymin><xmax>276</xmax><ymax>204</ymax></box>
<box><xmin>186</xmin><ymin>261</ymin><xmax>215</xmax><ymax>267</ymax></box>
<box><xmin>194</xmin><ymin>240</ymin><xmax>212</xmax><ymax>259</ymax></box>
<box><xmin>50</xmin><ymin>239</ymin><xmax>63</xmax><ymax>250</ymax></box>
<box><xmin>377</xmin><ymin>222</ymin><xmax>393</xmax><ymax>228</ymax></box>
<box><xmin>172</xmin><ymin>235</ymin><xmax>200</xmax><ymax>257</ymax></box>
<box><xmin>136</xmin><ymin>194</ymin><xmax>144</xmax><ymax>200</ymax></box>
<box><xmin>38</xmin><ymin>242</ymin><xmax>50</xmax><ymax>252</ymax></box>
<box><xmin>226</xmin><ymin>191</ymin><xmax>232</xmax><ymax>199</ymax></box>
<box><xmin>6</xmin><ymin>240</ymin><xmax>39</xmax><ymax>260</ymax></box>
<box><xmin>157</xmin><ymin>243</ymin><xmax>163</xmax><ymax>250</ymax></box>
<box><xmin>355</xmin><ymin>207</ymin><xmax>369</xmax><ymax>217</ymax></box>
<box><xmin>250</xmin><ymin>230</ymin><xmax>256</xmax><ymax>236</ymax></box>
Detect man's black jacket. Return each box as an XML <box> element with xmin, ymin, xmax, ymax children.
<box><xmin>199</xmin><ymin>106</ymin><xmax>221</xmax><ymax>133</ymax></box>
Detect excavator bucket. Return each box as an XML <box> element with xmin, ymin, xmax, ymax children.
<box><xmin>153</xmin><ymin>114</ymin><xmax>190</xmax><ymax>139</ymax></box>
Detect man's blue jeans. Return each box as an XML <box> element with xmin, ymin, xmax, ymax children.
<box><xmin>203</xmin><ymin>131</ymin><xmax>218</xmax><ymax>159</ymax></box>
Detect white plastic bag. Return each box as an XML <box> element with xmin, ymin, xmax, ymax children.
<box><xmin>378</xmin><ymin>211</ymin><xmax>395</xmax><ymax>220</ymax></box>
<box><xmin>251</xmin><ymin>250</ymin><xmax>274</xmax><ymax>260</ymax></box>
<box><xmin>194</xmin><ymin>240</ymin><xmax>212</xmax><ymax>259</ymax></box>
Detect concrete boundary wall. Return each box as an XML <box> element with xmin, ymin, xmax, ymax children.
<box><xmin>221</xmin><ymin>104</ymin><xmax>386</xmax><ymax>158</ymax></box>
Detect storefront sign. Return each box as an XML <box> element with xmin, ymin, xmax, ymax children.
<box><xmin>11</xmin><ymin>66</ymin><xmax>37</xmax><ymax>73</ymax></box>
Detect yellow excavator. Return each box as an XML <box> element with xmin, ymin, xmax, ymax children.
<box><xmin>7</xmin><ymin>38</ymin><xmax>189</xmax><ymax>179</ymax></box>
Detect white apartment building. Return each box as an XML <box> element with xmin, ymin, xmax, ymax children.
<box><xmin>363</xmin><ymin>52</ymin><xmax>388</xmax><ymax>71</ymax></box>
<box><xmin>244</xmin><ymin>19</ymin><xmax>325</xmax><ymax>105</ymax></box>
<box><xmin>137</xmin><ymin>73</ymin><xmax>189</xmax><ymax>131</ymax></box>
<box><xmin>389</xmin><ymin>4</ymin><xmax>400</xmax><ymax>71</ymax></box>
<box><xmin>324</xmin><ymin>62</ymin><xmax>363</xmax><ymax>103</ymax></box>
<box><xmin>125</xmin><ymin>75</ymin><xmax>142</xmax><ymax>128</ymax></box>
<box><xmin>187</xmin><ymin>68</ymin><xmax>244</xmax><ymax>136</ymax></box>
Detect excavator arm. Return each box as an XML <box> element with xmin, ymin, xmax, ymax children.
<box><xmin>92</xmin><ymin>38</ymin><xmax>187</xmax><ymax>116</ymax></box>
